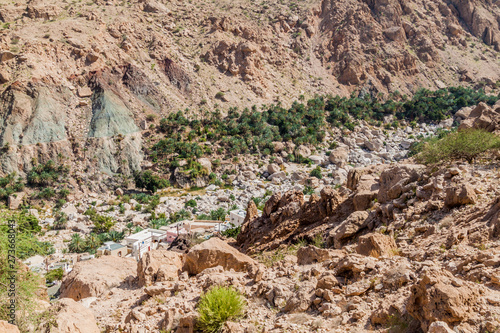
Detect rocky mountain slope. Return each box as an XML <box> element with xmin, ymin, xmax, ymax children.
<box><xmin>19</xmin><ymin>155</ymin><xmax>500</xmax><ymax>333</ymax></box>
<box><xmin>0</xmin><ymin>0</ymin><xmax>500</xmax><ymax>181</ymax></box>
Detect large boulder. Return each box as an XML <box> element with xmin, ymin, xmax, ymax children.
<box><xmin>356</xmin><ymin>233</ymin><xmax>397</xmax><ymax>258</ymax></box>
<box><xmin>377</xmin><ymin>164</ymin><xmax>425</xmax><ymax>203</ymax></box>
<box><xmin>0</xmin><ymin>321</ymin><xmax>20</xmax><ymax>333</ymax></box>
<box><xmin>138</xmin><ymin>249</ymin><xmax>184</xmax><ymax>286</ymax></box>
<box><xmin>445</xmin><ymin>184</ymin><xmax>477</xmax><ymax>208</ymax></box>
<box><xmin>458</xmin><ymin>102</ymin><xmax>500</xmax><ymax>134</ymax></box>
<box><xmin>60</xmin><ymin>256</ymin><xmax>136</xmax><ymax>301</ymax></box>
<box><xmin>267</xmin><ymin>163</ymin><xmax>280</xmax><ymax>174</ymax></box>
<box><xmin>183</xmin><ymin>237</ymin><xmax>257</xmax><ymax>275</ymax></box>
<box><xmin>407</xmin><ymin>269</ymin><xmax>482</xmax><ymax>331</ymax></box>
<box><xmin>329</xmin><ymin>147</ymin><xmax>348</xmax><ymax>167</ymax></box>
<box><xmin>38</xmin><ymin>298</ymin><xmax>99</xmax><ymax>333</ymax></box>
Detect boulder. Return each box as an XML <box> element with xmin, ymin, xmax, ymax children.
<box><xmin>445</xmin><ymin>184</ymin><xmax>477</xmax><ymax>207</ymax></box>
<box><xmin>0</xmin><ymin>69</ymin><xmax>10</xmax><ymax>83</ymax></box>
<box><xmin>365</xmin><ymin>139</ymin><xmax>384</xmax><ymax>152</ymax></box>
<box><xmin>297</xmin><ymin>245</ymin><xmax>332</xmax><ymax>265</ymax></box>
<box><xmin>0</xmin><ymin>51</ymin><xmax>15</xmax><ymax>63</ymax></box>
<box><xmin>60</xmin><ymin>256</ymin><xmax>136</xmax><ymax>301</ymax></box>
<box><xmin>329</xmin><ymin>147</ymin><xmax>348</xmax><ymax>166</ymax></box>
<box><xmin>38</xmin><ymin>298</ymin><xmax>99</xmax><ymax>333</ymax></box>
<box><xmin>77</xmin><ymin>86</ymin><xmax>92</xmax><ymax>98</ymax></box>
<box><xmin>267</xmin><ymin>163</ymin><xmax>280</xmax><ymax>174</ymax></box>
<box><xmin>137</xmin><ymin>249</ymin><xmax>184</xmax><ymax>286</ymax></box>
<box><xmin>316</xmin><ymin>271</ymin><xmax>340</xmax><ymax>289</ymax></box>
<box><xmin>0</xmin><ymin>321</ymin><xmax>20</xmax><ymax>333</ymax></box>
<box><xmin>183</xmin><ymin>237</ymin><xmax>257</xmax><ymax>275</ymax></box>
<box><xmin>407</xmin><ymin>269</ymin><xmax>481</xmax><ymax>331</ymax></box>
<box><xmin>352</xmin><ymin>190</ymin><xmax>377</xmax><ymax>211</ymax></box>
<box><xmin>283</xmin><ymin>283</ymin><xmax>315</xmax><ymax>313</ymax></box>
<box><xmin>356</xmin><ymin>233</ymin><xmax>397</xmax><ymax>258</ymax></box>
<box><xmin>377</xmin><ymin>164</ymin><xmax>425</xmax><ymax>203</ymax></box>
<box><xmin>296</xmin><ymin>145</ymin><xmax>311</xmax><ymax>157</ymax></box>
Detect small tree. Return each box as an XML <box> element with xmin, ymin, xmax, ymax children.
<box><xmin>92</xmin><ymin>214</ymin><xmax>115</xmax><ymax>234</ymax></box>
<box><xmin>416</xmin><ymin>129</ymin><xmax>500</xmax><ymax>164</ymax></box>
<box><xmin>134</xmin><ymin>171</ymin><xmax>169</xmax><ymax>193</ymax></box>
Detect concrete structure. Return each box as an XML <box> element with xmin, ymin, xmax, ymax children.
<box><xmin>23</xmin><ymin>255</ymin><xmax>46</xmax><ymax>273</ymax></box>
<box><xmin>97</xmin><ymin>241</ymin><xmax>127</xmax><ymax>257</ymax></box>
<box><xmin>125</xmin><ymin>228</ymin><xmax>167</xmax><ymax>260</ymax></box>
<box><xmin>228</xmin><ymin>209</ymin><xmax>262</xmax><ymax>227</ymax></box>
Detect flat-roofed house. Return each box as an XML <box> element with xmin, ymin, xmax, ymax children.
<box><xmin>228</xmin><ymin>209</ymin><xmax>262</xmax><ymax>227</ymax></box>
<box><xmin>125</xmin><ymin>229</ymin><xmax>167</xmax><ymax>260</ymax></box>
<box><xmin>97</xmin><ymin>241</ymin><xmax>127</xmax><ymax>257</ymax></box>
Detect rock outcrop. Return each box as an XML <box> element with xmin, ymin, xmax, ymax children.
<box><xmin>183</xmin><ymin>237</ymin><xmax>257</xmax><ymax>275</ymax></box>
<box><xmin>38</xmin><ymin>298</ymin><xmax>100</xmax><ymax>333</ymax></box>
<box><xmin>59</xmin><ymin>256</ymin><xmax>136</xmax><ymax>301</ymax></box>
<box><xmin>137</xmin><ymin>249</ymin><xmax>184</xmax><ymax>286</ymax></box>
<box><xmin>356</xmin><ymin>232</ymin><xmax>398</xmax><ymax>258</ymax></box>
<box><xmin>407</xmin><ymin>269</ymin><xmax>482</xmax><ymax>331</ymax></box>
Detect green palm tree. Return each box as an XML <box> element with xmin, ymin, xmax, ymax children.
<box><xmin>126</xmin><ymin>222</ymin><xmax>134</xmax><ymax>235</ymax></box>
<box><xmin>85</xmin><ymin>233</ymin><xmax>101</xmax><ymax>250</ymax></box>
<box><xmin>68</xmin><ymin>234</ymin><xmax>86</xmax><ymax>253</ymax></box>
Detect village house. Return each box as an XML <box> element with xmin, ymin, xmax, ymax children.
<box><xmin>227</xmin><ymin>209</ymin><xmax>262</xmax><ymax>226</ymax></box>
<box><xmin>96</xmin><ymin>241</ymin><xmax>127</xmax><ymax>257</ymax></box>
<box><xmin>125</xmin><ymin>228</ymin><xmax>167</xmax><ymax>260</ymax></box>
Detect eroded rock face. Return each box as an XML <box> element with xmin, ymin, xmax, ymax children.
<box><xmin>183</xmin><ymin>237</ymin><xmax>257</xmax><ymax>275</ymax></box>
<box><xmin>60</xmin><ymin>256</ymin><xmax>136</xmax><ymax>301</ymax></box>
<box><xmin>377</xmin><ymin>164</ymin><xmax>425</xmax><ymax>203</ymax></box>
<box><xmin>459</xmin><ymin>102</ymin><xmax>500</xmax><ymax>134</ymax></box>
<box><xmin>445</xmin><ymin>184</ymin><xmax>477</xmax><ymax>208</ymax></box>
<box><xmin>238</xmin><ymin>187</ymin><xmax>354</xmax><ymax>253</ymax></box>
<box><xmin>137</xmin><ymin>249</ymin><xmax>184</xmax><ymax>286</ymax></box>
<box><xmin>407</xmin><ymin>269</ymin><xmax>482</xmax><ymax>331</ymax></box>
<box><xmin>38</xmin><ymin>298</ymin><xmax>100</xmax><ymax>333</ymax></box>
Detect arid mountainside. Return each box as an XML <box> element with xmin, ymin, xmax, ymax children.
<box><xmin>0</xmin><ymin>0</ymin><xmax>499</xmax><ymax>180</ymax></box>
<box><xmin>18</xmin><ymin>159</ymin><xmax>500</xmax><ymax>333</ymax></box>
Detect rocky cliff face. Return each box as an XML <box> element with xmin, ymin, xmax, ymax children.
<box><xmin>0</xmin><ymin>0</ymin><xmax>499</xmax><ymax>181</ymax></box>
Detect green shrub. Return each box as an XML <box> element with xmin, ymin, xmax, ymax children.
<box><xmin>185</xmin><ymin>199</ymin><xmax>197</xmax><ymax>208</ymax></box>
<box><xmin>134</xmin><ymin>171</ymin><xmax>169</xmax><ymax>193</ymax></box>
<box><xmin>92</xmin><ymin>214</ymin><xmax>115</xmax><ymax>234</ymax></box>
<box><xmin>303</xmin><ymin>186</ymin><xmax>314</xmax><ymax>195</ymax></box>
<box><xmin>310</xmin><ymin>166</ymin><xmax>323</xmax><ymax>179</ymax></box>
<box><xmin>221</xmin><ymin>225</ymin><xmax>241</xmax><ymax>238</ymax></box>
<box><xmin>27</xmin><ymin>160</ymin><xmax>69</xmax><ymax>187</ymax></box>
<box><xmin>416</xmin><ymin>129</ymin><xmax>500</xmax><ymax>164</ymax></box>
<box><xmin>45</xmin><ymin>268</ymin><xmax>64</xmax><ymax>284</ymax></box>
<box><xmin>197</xmin><ymin>286</ymin><xmax>246</xmax><ymax>333</ymax></box>
<box><xmin>0</xmin><ymin>173</ymin><xmax>25</xmax><ymax>202</ymax></box>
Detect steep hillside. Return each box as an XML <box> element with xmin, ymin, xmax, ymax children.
<box><xmin>0</xmin><ymin>0</ymin><xmax>499</xmax><ymax>180</ymax></box>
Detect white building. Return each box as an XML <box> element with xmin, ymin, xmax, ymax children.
<box><xmin>227</xmin><ymin>209</ymin><xmax>262</xmax><ymax>227</ymax></box>
<box><xmin>125</xmin><ymin>229</ymin><xmax>167</xmax><ymax>260</ymax></box>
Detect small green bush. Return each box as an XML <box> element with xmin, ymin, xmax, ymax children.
<box><xmin>416</xmin><ymin>129</ymin><xmax>500</xmax><ymax>164</ymax></box>
<box><xmin>134</xmin><ymin>171</ymin><xmax>169</xmax><ymax>193</ymax></box>
<box><xmin>45</xmin><ymin>268</ymin><xmax>64</xmax><ymax>284</ymax></box>
<box><xmin>310</xmin><ymin>166</ymin><xmax>323</xmax><ymax>179</ymax></box>
<box><xmin>185</xmin><ymin>199</ymin><xmax>197</xmax><ymax>208</ymax></box>
<box><xmin>197</xmin><ymin>286</ymin><xmax>246</xmax><ymax>333</ymax></box>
